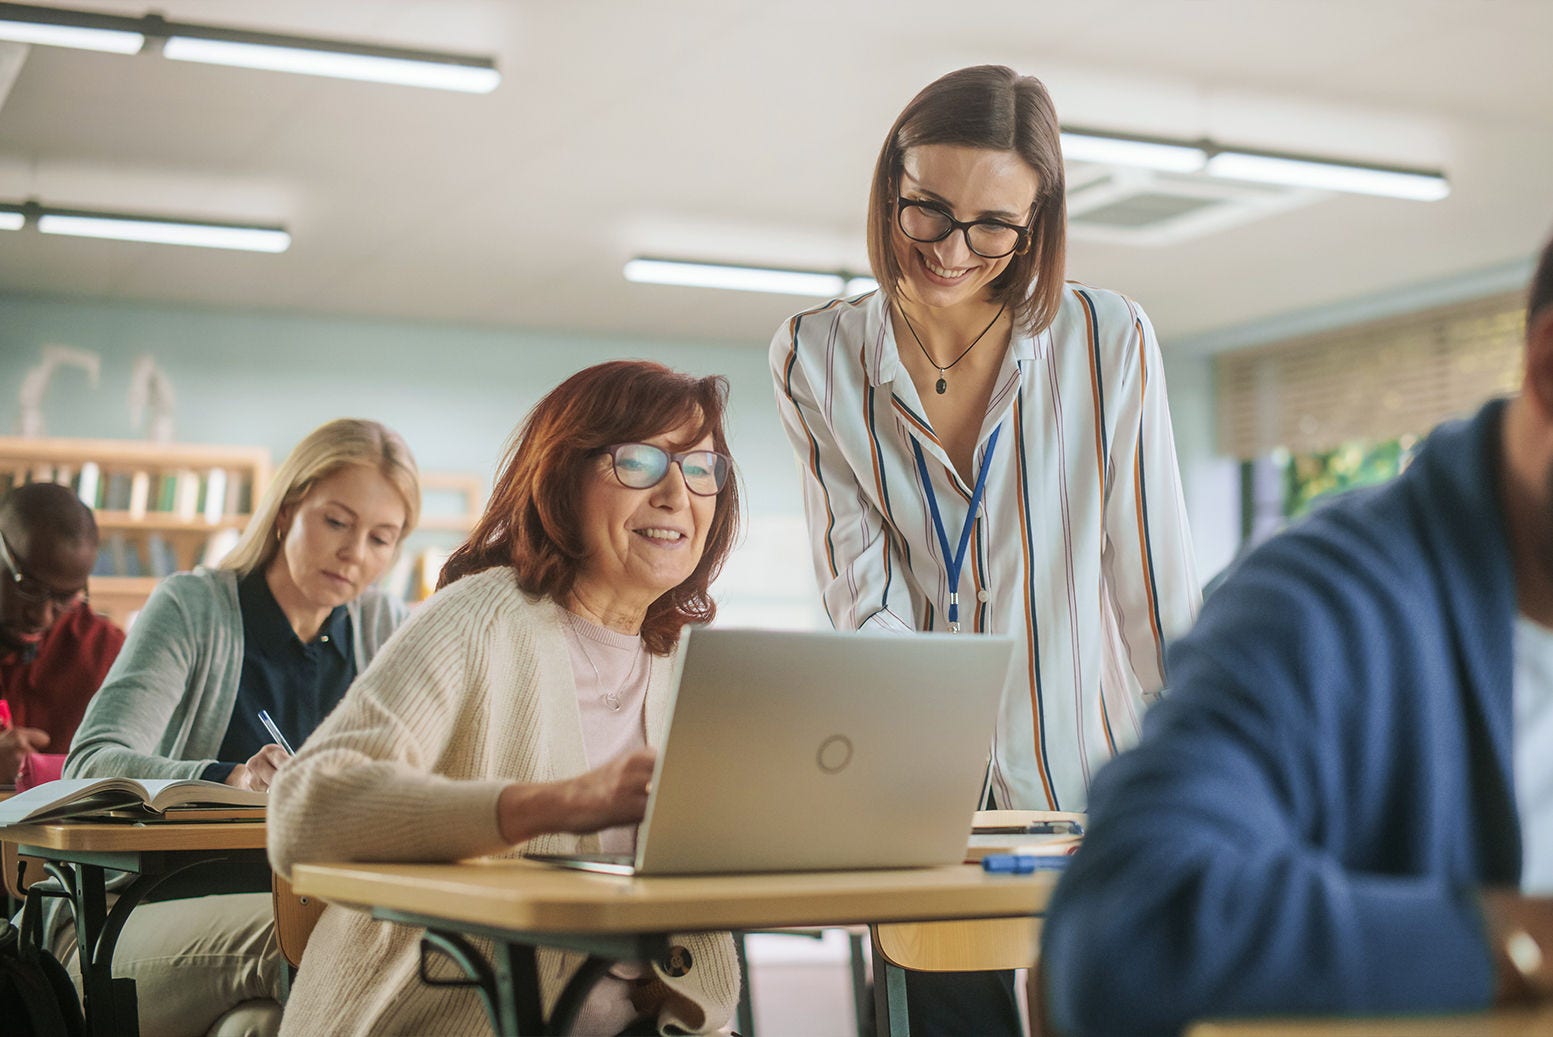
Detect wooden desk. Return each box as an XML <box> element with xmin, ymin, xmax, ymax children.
<box><xmin>1188</xmin><ymin>1005</ymin><xmax>1553</xmax><ymax>1036</ymax></box>
<box><xmin>0</xmin><ymin>819</ymin><xmax>268</xmax><ymax>1037</ymax></box>
<box><xmin>292</xmin><ymin>857</ymin><xmax>1055</xmax><ymax>1037</ymax></box>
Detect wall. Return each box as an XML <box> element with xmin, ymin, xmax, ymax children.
<box><xmin>0</xmin><ymin>291</ymin><xmax>1234</xmax><ymax>625</ymax></box>
<box><xmin>0</xmin><ymin>292</ymin><xmax>828</xmax><ymax>625</ymax></box>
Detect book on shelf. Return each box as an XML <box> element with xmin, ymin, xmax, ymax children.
<box><xmin>127</xmin><ymin>469</ymin><xmax>151</xmax><ymax>519</ymax></box>
<box><xmin>0</xmin><ymin>777</ymin><xmax>267</xmax><ymax>825</ymax></box>
<box><xmin>75</xmin><ymin>461</ymin><xmax>100</xmax><ymax>508</ymax></box>
<box><xmin>173</xmin><ymin>468</ymin><xmax>200</xmax><ymax>521</ymax></box>
<box><xmin>201</xmin><ymin>467</ymin><xmax>228</xmax><ymax>524</ymax></box>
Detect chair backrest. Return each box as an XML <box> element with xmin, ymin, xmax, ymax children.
<box><xmin>271</xmin><ymin>872</ymin><xmax>327</xmax><ymax>968</ymax></box>
<box><xmin>872</xmin><ymin>916</ymin><xmax>1041</xmax><ymax>973</ymax></box>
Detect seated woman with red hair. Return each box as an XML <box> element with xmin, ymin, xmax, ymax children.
<box><xmin>269</xmin><ymin>360</ymin><xmax>743</xmax><ymax>1036</ymax></box>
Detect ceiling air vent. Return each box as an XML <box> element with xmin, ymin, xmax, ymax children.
<box><xmin>1065</xmin><ymin>164</ymin><xmax>1323</xmax><ymax>246</ymax></box>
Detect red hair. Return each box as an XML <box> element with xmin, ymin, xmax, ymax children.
<box><xmin>438</xmin><ymin>360</ymin><xmax>741</xmax><ymax>655</ymax></box>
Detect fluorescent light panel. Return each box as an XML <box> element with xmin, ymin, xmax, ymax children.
<box><xmin>4</xmin><ymin>202</ymin><xmax>290</xmax><ymax>252</ymax></box>
<box><xmin>160</xmin><ymin>37</ymin><xmax>499</xmax><ymax>93</ymax></box>
<box><xmin>1063</xmin><ymin>125</ymin><xmax>1449</xmax><ymax>201</ymax></box>
<box><xmin>0</xmin><ymin>3</ymin><xmax>498</xmax><ymax>92</ymax></box>
<box><xmin>1061</xmin><ymin>132</ymin><xmax>1206</xmax><ymax>174</ymax></box>
<box><xmin>1205</xmin><ymin>151</ymin><xmax>1450</xmax><ymax>201</ymax></box>
<box><xmin>0</xmin><ymin>15</ymin><xmax>141</xmax><ymax>52</ymax></box>
<box><xmin>626</xmin><ymin>258</ymin><xmax>846</xmax><ymax>298</ymax></box>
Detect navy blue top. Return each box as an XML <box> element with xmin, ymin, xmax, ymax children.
<box><xmin>1041</xmin><ymin>399</ymin><xmax>1516</xmax><ymax>1034</ymax></box>
<box><xmin>201</xmin><ymin>569</ymin><xmax>355</xmax><ymax>782</ymax></box>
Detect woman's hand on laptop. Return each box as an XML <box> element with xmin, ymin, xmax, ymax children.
<box><xmin>497</xmin><ymin>747</ymin><xmax>657</xmax><ymax>845</ymax></box>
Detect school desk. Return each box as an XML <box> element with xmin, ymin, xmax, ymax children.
<box><xmin>290</xmin><ymin>856</ymin><xmax>1055</xmax><ymax>1037</ymax></box>
<box><xmin>0</xmin><ymin>817</ymin><xmax>268</xmax><ymax>1037</ymax></box>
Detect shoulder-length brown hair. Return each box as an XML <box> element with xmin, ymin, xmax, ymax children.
<box><xmin>866</xmin><ymin>64</ymin><xmax>1067</xmax><ymax>336</ymax></box>
<box><xmin>438</xmin><ymin>360</ymin><xmax>742</xmax><ymax>655</ymax></box>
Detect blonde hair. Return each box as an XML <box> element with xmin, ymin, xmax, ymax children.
<box><xmin>221</xmin><ymin>418</ymin><xmax>421</xmax><ymax>578</ymax></box>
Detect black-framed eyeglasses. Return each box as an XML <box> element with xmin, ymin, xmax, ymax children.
<box><xmin>896</xmin><ymin>198</ymin><xmax>1034</xmax><ymax>259</ymax></box>
<box><xmin>599</xmin><ymin>443</ymin><xmax>732</xmax><ymax>497</ymax></box>
<box><xmin>0</xmin><ymin>529</ymin><xmax>89</xmax><ymax>612</ymax></box>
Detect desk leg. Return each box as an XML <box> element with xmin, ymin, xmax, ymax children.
<box><xmin>493</xmin><ymin>940</ymin><xmax>545</xmax><ymax>1035</ymax></box>
<box><xmin>423</xmin><ymin>929</ymin><xmax>547</xmax><ymax>1036</ymax></box>
<box><xmin>70</xmin><ymin>864</ymin><xmax>139</xmax><ymax>1037</ymax></box>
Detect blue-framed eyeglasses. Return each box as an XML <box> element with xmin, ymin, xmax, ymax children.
<box><xmin>599</xmin><ymin>443</ymin><xmax>732</xmax><ymax>497</ymax></box>
<box><xmin>0</xmin><ymin>529</ymin><xmax>89</xmax><ymax>612</ymax></box>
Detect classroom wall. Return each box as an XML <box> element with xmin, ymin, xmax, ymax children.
<box><xmin>0</xmin><ymin>290</ymin><xmax>1237</xmax><ymax>622</ymax></box>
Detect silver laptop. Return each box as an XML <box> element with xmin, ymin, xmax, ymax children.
<box><xmin>528</xmin><ymin>626</ymin><xmax>1015</xmax><ymax>875</ymax></box>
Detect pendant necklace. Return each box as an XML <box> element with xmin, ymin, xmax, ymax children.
<box><xmin>897</xmin><ymin>301</ymin><xmax>1008</xmax><ymax>395</ymax></box>
<box><xmin>564</xmin><ymin>612</ymin><xmax>641</xmax><ymax>712</ymax></box>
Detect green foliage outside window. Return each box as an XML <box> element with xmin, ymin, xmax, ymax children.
<box><xmin>1283</xmin><ymin>437</ymin><xmax>1417</xmax><ymax>519</ymax></box>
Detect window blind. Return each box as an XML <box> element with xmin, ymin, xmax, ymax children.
<box><xmin>1216</xmin><ymin>292</ymin><xmax>1526</xmax><ymax>460</ymax></box>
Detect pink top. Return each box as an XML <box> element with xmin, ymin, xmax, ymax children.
<box><xmin>558</xmin><ymin>609</ymin><xmax>649</xmax><ymax>855</ymax></box>
<box><xmin>558</xmin><ymin>609</ymin><xmax>654</xmax><ymax>1029</ymax></box>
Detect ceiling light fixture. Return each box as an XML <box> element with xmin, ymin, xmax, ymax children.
<box><xmin>1059</xmin><ymin>131</ymin><xmax>1207</xmax><ymax>174</ymax></box>
<box><xmin>1203</xmin><ymin>150</ymin><xmax>1451</xmax><ymax>202</ymax></box>
<box><xmin>2</xmin><ymin>200</ymin><xmax>290</xmax><ymax>252</ymax></box>
<box><xmin>1062</xmin><ymin>125</ymin><xmax>1449</xmax><ymax>201</ymax></box>
<box><xmin>625</xmin><ymin>257</ymin><xmax>877</xmax><ymax>299</ymax></box>
<box><xmin>0</xmin><ymin>3</ymin><xmax>500</xmax><ymax>93</ymax></box>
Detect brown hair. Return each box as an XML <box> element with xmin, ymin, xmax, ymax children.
<box><xmin>866</xmin><ymin>64</ymin><xmax>1068</xmax><ymax>335</ymax></box>
<box><xmin>438</xmin><ymin>360</ymin><xmax>741</xmax><ymax>655</ymax></box>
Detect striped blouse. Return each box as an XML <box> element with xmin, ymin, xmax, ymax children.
<box><xmin>770</xmin><ymin>284</ymin><xmax>1200</xmax><ymax>810</ymax></box>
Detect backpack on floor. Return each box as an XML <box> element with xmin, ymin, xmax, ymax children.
<box><xmin>0</xmin><ymin>891</ymin><xmax>85</xmax><ymax>1037</ymax></box>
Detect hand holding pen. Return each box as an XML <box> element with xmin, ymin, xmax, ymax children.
<box><xmin>222</xmin><ymin>710</ymin><xmax>295</xmax><ymax>792</ymax></box>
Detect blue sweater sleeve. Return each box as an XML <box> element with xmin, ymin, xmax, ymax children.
<box><xmin>1040</xmin><ymin>534</ymin><xmax>1499</xmax><ymax>1035</ymax></box>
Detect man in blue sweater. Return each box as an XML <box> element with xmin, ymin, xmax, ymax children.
<box><xmin>1041</xmin><ymin>228</ymin><xmax>1553</xmax><ymax>1034</ymax></box>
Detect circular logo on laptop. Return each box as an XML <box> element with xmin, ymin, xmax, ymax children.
<box><xmin>816</xmin><ymin>734</ymin><xmax>854</xmax><ymax>774</ymax></box>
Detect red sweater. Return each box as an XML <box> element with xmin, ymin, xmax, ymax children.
<box><xmin>0</xmin><ymin>606</ymin><xmax>125</xmax><ymax>753</ymax></box>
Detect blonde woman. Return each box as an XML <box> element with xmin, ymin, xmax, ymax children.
<box><xmin>58</xmin><ymin>417</ymin><xmax>420</xmax><ymax>1037</ymax></box>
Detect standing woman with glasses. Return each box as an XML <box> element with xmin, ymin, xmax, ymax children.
<box><xmin>0</xmin><ymin>482</ymin><xmax>124</xmax><ymax>786</ymax></box>
<box><xmin>269</xmin><ymin>361</ymin><xmax>743</xmax><ymax>1036</ymax></box>
<box><xmin>770</xmin><ymin>65</ymin><xmax>1201</xmax><ymax>1034</ymax></box>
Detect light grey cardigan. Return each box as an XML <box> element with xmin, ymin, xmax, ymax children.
<box><xmin>66</xmin><ymin>566</ymin><xmax>407</xmax><ymax>781</ymax></box>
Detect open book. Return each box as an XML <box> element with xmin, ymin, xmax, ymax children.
<box><xmin>0</xmin><ymin>777</ymin><xmax>267</xmax><ymax>825</ymax></box>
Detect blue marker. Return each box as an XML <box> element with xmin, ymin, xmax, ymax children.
<box><xmin>982</xmin><ymin>854</ymin><xmax>1071</xmax><ymax>874</ymax></box>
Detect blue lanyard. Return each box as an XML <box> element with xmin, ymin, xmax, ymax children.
<box><xmin>910</xmin><ymin>426</ymin><xmax>1000</xmax><ymax>632</ymax></box>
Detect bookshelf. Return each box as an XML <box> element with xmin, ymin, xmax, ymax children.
<box><xmin>0</xmin><ymin>437</ymin><xmax>274</xmax><ymax>624</ymax></box>
<box><xmin>392</xmin><ymin>471</ymin><xmax>486</xmax><ymax>603</ymax></box>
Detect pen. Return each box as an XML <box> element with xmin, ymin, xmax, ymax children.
<box><xmin>973</xmin><ymin>820</ymin><xmax>1084</xmax><ymax>836</ymax></box>
<box><xmin>982</xmin><ymin>853</ymin><xmax>1071</xmax><ymax>874</ymax></box>
<box><xmin>257</xmin><ymin>709</ymin><xmax>296</xmax><ymax>756</ymax></box>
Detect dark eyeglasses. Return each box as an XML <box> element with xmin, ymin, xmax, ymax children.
<box><xmin>0</xmin><ymin>530</ymin><xmax>89</xmax><ymax>613</ymax></box>
<box><xmin>599</xmin><ymin>443</ymin><xmax>732</xmax><ymax>497</ymax></box>
<box><xmin>896</xmin><ymin>198</ymin><xmax>1033</xmax><ymax>259</ymax></box>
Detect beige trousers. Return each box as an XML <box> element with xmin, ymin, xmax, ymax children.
<box><xmin>52</xmin><ymin>891</ymin><xmax>284</xmax><ymax>1037</ymax></box>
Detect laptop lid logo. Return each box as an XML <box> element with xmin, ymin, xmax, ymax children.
<box><xmin>817</xmin><ymin>734</ymin><xmax>853</xmax><ymax>774</ymax></box>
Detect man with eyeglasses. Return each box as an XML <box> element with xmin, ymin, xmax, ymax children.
<box><xmin>0</xmin><ymin>482</ymin><xmax>124</xmax><ymax>785</ymax></box>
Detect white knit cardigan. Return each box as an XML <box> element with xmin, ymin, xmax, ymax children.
<box><xmin>268</xmin><ymin>567</ymin><xmax>739</xmax><ymax>1035</ymax></box>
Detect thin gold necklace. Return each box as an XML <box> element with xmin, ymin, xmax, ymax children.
<box><xmin>897</xmin><ymin>301</ymin><xmax>1008</xmax><ymax>395</ymax></box>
